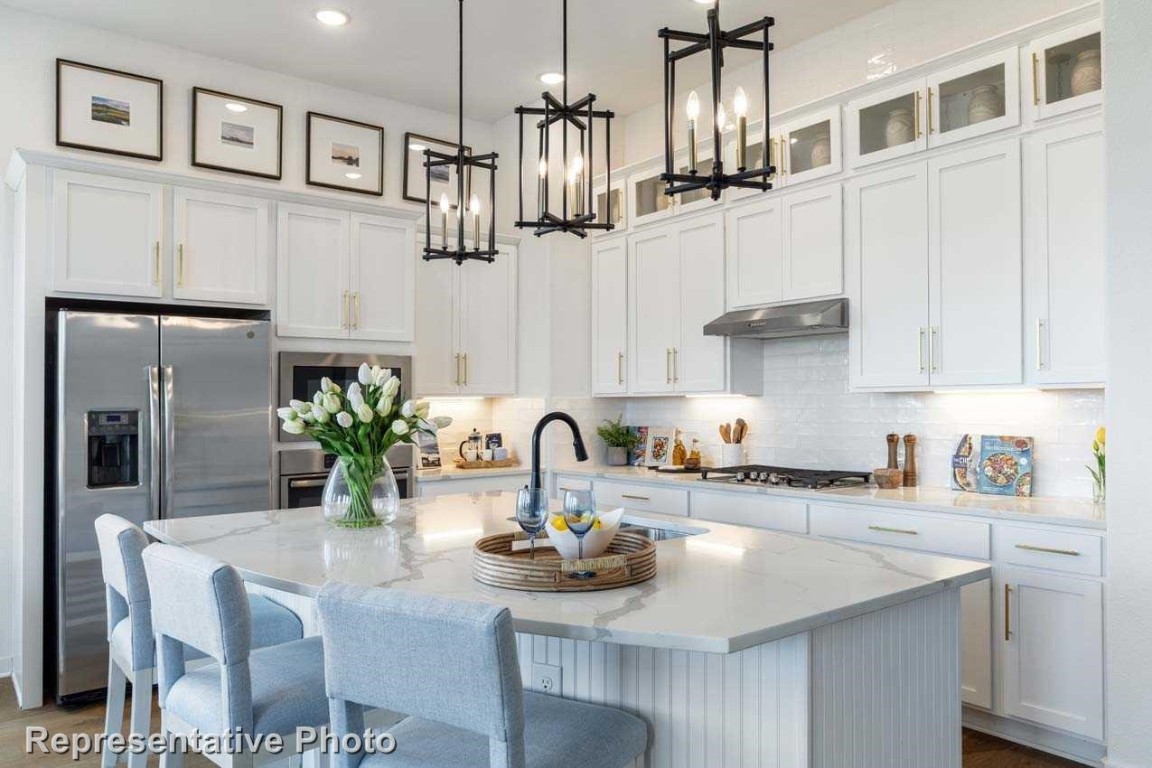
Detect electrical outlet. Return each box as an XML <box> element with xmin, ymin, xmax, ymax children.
<box><xmin>531</xmin><ymin>663</ymin><xmax>562</xmax><ymax>695</ymax></box>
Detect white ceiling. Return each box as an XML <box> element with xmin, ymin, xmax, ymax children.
<box><xmin>6</xmin><ymin>0</ymin><xmax>894</xmax><ymax>122</ymax></box>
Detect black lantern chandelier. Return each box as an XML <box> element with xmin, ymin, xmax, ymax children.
<box><xmin>424</xmin><ymin>0</ymin><xmax>498</xmax><ymax>264</ymax></box>
<box><xmin>514</xmin><ymin>0</ymin><xmax>615</xmax><ymax>238</ymax></box>
<box><xmin>659</xmin><ymin>1</ymin><xmax>775</xmax><ymax>201</ymax></box>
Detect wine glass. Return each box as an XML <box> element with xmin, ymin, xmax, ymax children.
<box><xmin>515</xmin><ymin>487</ymin><xmax>549</xmax><ymax>560</ymax></box>
<box><xmin>562</xmin><ymin>489</ymin><xmax>599</xmax><ymax>580</ymax></box>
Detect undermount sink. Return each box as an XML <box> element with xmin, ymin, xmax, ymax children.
<box><xmin>619</xmin><ymin>518</ymin><xmax>708</xmax><ymax>541</ymax></box>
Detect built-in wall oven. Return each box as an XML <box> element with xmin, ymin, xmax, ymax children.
<box><xmin>278</xmin><ymin>352</ymin><xmax>411</xmax><ymax>443</ymax></box>
<box><xmin>279</xmin><ymin>444</ymin><xmax>415</xmax><ymax>508</ymax></box>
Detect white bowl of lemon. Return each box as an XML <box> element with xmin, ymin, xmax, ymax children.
<box><xmin>546</xmin><ymin>507</ymin><xmax>625</xmax><ymax>560</ymax></box>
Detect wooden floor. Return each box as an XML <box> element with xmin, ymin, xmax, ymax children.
<box><xmin>0</xmin><ymin>680</ymin><xmax>1083</xmax><ymax>767</ymax></box>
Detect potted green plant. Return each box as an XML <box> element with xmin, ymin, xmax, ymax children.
<box><xmin>596</xmin><ymin>415</ymin><xmax>641</xmax><ymax>466</ymax></box>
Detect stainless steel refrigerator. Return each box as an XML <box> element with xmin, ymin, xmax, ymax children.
<box><xmin>50</xmin><ymin>309</ymin><xmax>272</xmax><ymax>702</ymax></box>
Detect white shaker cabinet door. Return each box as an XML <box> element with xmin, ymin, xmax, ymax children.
<box><xmin>591</xmin><ymin>237</ymin><xmax>629</xmax><ymax>395</ymax></box>
<box><xmin>173</xmin><ymin>188</ymin><xmax>269</xmax><ymax>305</ymax></box>
<box><xmin>782</xmin><ymin>182</ymin><xmax>843</xmax><ymax>301</ymax></box>
<box><xmin>51</xmin><ymin>170</ymin><xmax>164</xmax><ymax>298</ymax></box>
<box><xmin>458</xmin><ymin>245</ymin><xmax>518</xmax><ymax>396</ymax></box>
<box><xmin>629</xmin><ymin>226</ymin><xmax>680</xmax><ymax>394</ymax></box>
<box><xmin>1025</xmin><ymin>119</ymin><xmax>1105</xmax><ymax>386</ymax></box>
<box><xmin>415</xmin><ymin>251</ymin><xmax>461</xmax><ymax>396</ymax></box>
<box><xmin>675</xmin><ymin>213</ymin><xmax>727</xmax><ymax>393</ymax></box>
<box><xmin>846</xmin><ymin>163</ymin><xmax>931</xmax><ymax>389</ymax></box>
<box><xmin>276</xmin><ymin>203</ymin><xmax>350</xmax><ymax>339</ymax></box>
<box><xmin>724</xmin><ymin>196</ymin><xmax>783</xmax><ymax>309</ymax></box>
<box><xmin>928</xmin><ymin>140</ymin><xmax>1022</xmax><ymax>386</ymax></box>
<box><xmin>349</xmin><ymin>213</ymin><xmax>416</xmax><ymax>342</ymax></box>
<box><xmin>999</xmin><ymin>568</ymin><xmax>1104</xmax><ymax>741</ymax></box>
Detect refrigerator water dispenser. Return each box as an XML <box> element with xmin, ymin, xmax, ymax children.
<box><xmin>86</xmin><ymin>410</ymin><xmax>139</xmax><ymax>488</ymax></box>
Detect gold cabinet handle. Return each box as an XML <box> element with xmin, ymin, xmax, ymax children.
<box><xmin>621</xmin><ymin>494</ymin><xmax>650</xmax><ymax>502</ymax></box>
<box><xmin>868</xmin><ymin>525</ymin><xmax>919</xmax><ymax>536</ymax></box>
<box><xmin>454</xmin><ymin>353</ymin><xmax>461</xmax><ymax>386</ymax></box>
<box><xmin>617</xmin><ymin>352</ymin><xmax>624</xmax><ymax>386</ymax></box>
<box><xmin>177</xmin><ymin>243</ymin><xmax>185</xmax><ymax>287</ymax></box>
<box><xmin>462</xmin><ymin>353</ymin><xmax>468</xmax><ymax>387</ymax></box>
<box><xmin>917</xmin><ymin>327</ymin><xmax>926</xmax><ymax>374</ymax></box>
<box><xmin>153</xmin><ymin>241</ymin><xmax>161</xmax><ymax>285</ymax></box>
<box><xmin>930</xmin><ymin>326</ymin><xmax>939</xmax><ymax>373</ymax></box>
<box><xmin>1004</xmin><ymin>583</ymin><xmax>1013</xmax><ymax>642</ymax></box>
<box><xmin>353</xmin><ymin>292</ymin><xmax>361</xmax><ymax>330</ymax></box>
<box><xmin>1015</xmin><ymin>543</ymin><xmax>1081</xmax><ymax>557</ymax></box>
<box><xmin>1031</xmin><ymin>52</ymin><xmax>1041</xmax><ymax>106</ymax></box>
<box><xmin>927</xmin><ymin>87</ymin><xmax>935</xmax><ymax>133</ymax></box>
<box><xmin>914</xmin><ymin>91</ymin><xmax>922</xmax><ymax>139</ymax></box>
<box><xmin>342</xmin><ymin>291</ymin><xmax>350</xmax><ymax>329</ymax></box>
<box><xmin>672</xmin><ymin>348</ymin><xmax>679</xmax><ymax>383</ymax></box>
<box><xmin>666</xmin><ymin>348</ymin><xmax>672</xmax><ymax>385</ymax></box>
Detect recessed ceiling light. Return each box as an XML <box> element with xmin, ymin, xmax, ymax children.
<box><xmin>224</xmin><ymin>102</ymin><xmax>248</xmax><ymax>113</ymax></box>
<box><xmin>408</xmin><ymin>142</ymin><xmax>427</xmax><ymax>152</ymax></box>
<box><xmin>345</xmin><ymin>172</ymin><xmax>362</xmax><ymax>180</ymax></box>
<box><xmin>539</xmin><ymin>72</ymin><xmax>565</xmax><ymax>86</ymax></box>
<box><xmin>315</xmin><ymin>9</ymin><xmax>349</xmax><ymax>26</ymax></box>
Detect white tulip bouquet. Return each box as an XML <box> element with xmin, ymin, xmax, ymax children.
<box><xmin>277</xmin><ymin>363</ymin><xmax>451</xmax><ymax>527</ymax></box>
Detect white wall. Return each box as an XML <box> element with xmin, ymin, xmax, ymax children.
<box><xmin>1103</xmin><ymin>0</ymin><xmax>1152</xmax><ymax>764</ymax></box>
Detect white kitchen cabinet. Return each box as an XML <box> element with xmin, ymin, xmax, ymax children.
<box><xmin>928</xmin><ymin>140</ymin><xmax>1022</xmax><ymax>386</ymax></box>
<box><xmin>926</xmin><ymin>48</ymin><xmax>1020</xmax><ymax>149</ymax></box>
<box><xmin>591</xmin><ymin>236</ymin><xmax>629</xmax><ymax>395</ymax></box>
<box><xmin>50</xmin><ymin>170</ymin><xmax>163</xmax><ymax>298</ymax></box>
<box><xmin>726</xmin><ymin>121</ymin><xmax>777</xmax><ymax>202</ymax></box>
<box><xmin>725</xmin><ymin>195</ymin><xmax>784</xmax><ymax>309</ymax></box>
<box><xmin>418</xmin><ymin>472</ymin><xmax>530</xmax><ymax>498</ymax></box>
<box><xmin>846</xmin><ymin>163</ymin><xmax>931</xmax><ymax>389</ymax></box>
<box><xmin>1025</xmin><ymin>118</ymin><xmax>1105</xmax><ymax>386</ymax></box>
<box><xmin>349</xmin><ymin>213</ymin><xmax>416</xmax><ymax>342</ymax></box>
<box><xmin>276</xmin><ymin>203</ymin><xmax>351</xmax><ymax>338</ymax></box>
<box><xmin>999</xmin><ymin>568</ymin><xmax>1104</xmax><ymax>740</ymax></box>
<box><xmin>782</xmin><ymin>183</ymin><xmax>843</xmax><ymax>300</ymax></box>
<box><xmin>277</xmin><ymin>204</ymin><xmax>417</xmax><ymax>342</ymax></box>
<box><xmin>172</xmin><ymin>188</ymin><xmax>269</xmax><ymax>305</ymax></box>
<box><xmin>628</xmin><ymin>162</ymin><xmax>676</xmax><ymax>226</ymax></box>
<box><xmin>961</xmin><ymin>580</ymin><xmax>993</xmax><ymax>710</ymax></box>
<box><xmin>674</xmin><ymin>214</ymin><xmax>728</xmax><ymax>392</ymax></box>
<box><xmin>847</xmin><ymin>80</ymin><xmax>928</xmax><ymax>169</ymax></box>
<box><xmin>1027</xmin><ymin>21</ymin><xmax>1103</xmax><ymax>123</ymax></box>
<box><xmin>415</xmin><ymin>244</ymin><xmax>518</xmax><ymax>397</ymax></box>
<box><xmin>629</xmin><ymin>226</ymin><xmax>680</xmax><ymax>394</ymax></box>
<box><xmin>591</xmin><ymin>177</ymin><xmax>628</xmax><ymax>237</ymax></box>
<box><xmin>777</xmin><ymin>105</ymin><xmax>842</xmax><ymax>186</ymax></box>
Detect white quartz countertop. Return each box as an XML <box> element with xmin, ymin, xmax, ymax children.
<box><xmin>418</xmin><ymin>466</ymin><xmax>530</xmax><ymax>482</ymax></box>
<box><xmin>555</xmin><ymin>465</ymin><xmax>1106</xmax><ymax>530</ymax></box>
<box><xmin>145</xmin><ymin>492</ymin><xmax>989</xmax><ymax>654</ymax></box>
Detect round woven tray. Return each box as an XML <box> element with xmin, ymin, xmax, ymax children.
<box><xmin>473</xmin><ymin>531</ymin><xmax>657</xmax><ymax>592</ymax></box>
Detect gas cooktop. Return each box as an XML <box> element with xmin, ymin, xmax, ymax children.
<box><xmin>698</xmin><ymin>465</ymin><xmax>872</xmax><ymax>490</ymax></box>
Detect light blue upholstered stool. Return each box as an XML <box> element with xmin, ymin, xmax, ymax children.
<box><xmin>317</xmin><ymin>582</ymin><xmax>649</xmax><ymax>768</ymax></box>
<box><xmin>95</xmin><ymin>515</ymin><xmax>303</xmax><ymax>768</ymax></box>
<box><xmin>140</xmin><ymin>541</ymin><xmax>329</xmax><ymax>768</ymax></box>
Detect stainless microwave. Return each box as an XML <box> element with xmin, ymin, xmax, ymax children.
<box><xmin>278</xmin><ymin>352</ymin><xmax>412</xmax><ymax>443</ymax></box>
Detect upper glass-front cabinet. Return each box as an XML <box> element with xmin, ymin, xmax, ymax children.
<box><xmin>591</xmin><ymin>179</ymin><xmax>627</xmax><ymax>237</ymax></box>
<box><xmin>779</xmin><ymin>106</ymin><xmax>842</xmax><ymax>185</ymax></box>
<box><xmin>628</xmin><ymin>164</ymin><xmax>676</xmax><ymax>226</ymax></box>
<box><xmin>677</xmin><ymin>152</ymin><xmax>725</xmax><ymax>213</ymax></box>
<box><xmin>847</xmin><ymin>81</ymin><xmax>927</xmax><ymax>169</ymax></box>
<box><xmin>927</xmin><ymin>49</ymin><xmax>1020</xmax><ymax>148</ymax></box>
<box><xmin>1029</xmin><ymin>21</ymin><xmax>1103</xmax><ymax>121</ymax></box>
<box><xmin>726</xmin><ymin>124</ymin><xmax>775</xmax><ymax>201</ymax></box>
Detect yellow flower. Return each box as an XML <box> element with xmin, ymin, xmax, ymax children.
<box><xmin>1094</xmin><ymin>426</ymin><xmax>1106</xmax><ymax>448</ymax></box>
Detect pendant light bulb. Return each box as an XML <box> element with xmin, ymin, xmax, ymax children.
<box><xmin>439</xmin><ymin>192</ymin><xmax>451</xmax><ymax>213</ymax></box>
<box><xmin>469</xmin><ymin>193</ymin><xmax>481</xmax><ymax>214</ymax></box>
<box><xmin>716</xmin><ymin>102</ymin><xmax>728</xmax><ymax>132</ymax></box>
<box><xmin>686</xmin><ymin>90</ymin><xmax>700</xmax><ymax>122</ymax></box>
<box><xmin>538</xmin><ymin>157</ymin><xmax>549</xmax><ymax>178</ymax></box>
<box><xmin>570</xmin><ymin>152</ymin><xmax>584</xmax><ymax>180</ymax></box>
<box><xmin>733</xmin><ymin>87</ymin><xmax>749</xmax><ymax>118</ymax></box>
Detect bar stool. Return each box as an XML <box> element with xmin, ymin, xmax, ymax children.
<box><xmin>95</xmin><ymin>515</ymin><xmax>304</xmax><ymax>768</ymax></box>
<box><xmin>317</xmin><ymin>582</ymin><xmax>649</xmax><ymax>768</ymax></box>
<box><xmin>142</xmin><ymin>542</ymin><xmax>331</xmax><ymax>768</ymax></box>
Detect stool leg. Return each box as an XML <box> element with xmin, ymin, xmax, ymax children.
<box><xmin>125</xmin><ymin>668</ymin><xmax>153</xmax><ymax>768</ymax></box>
<box><xmin>102</xmin><ymin>659</ymin><xmax>127</xmax><ymax>768</ymax></box>
<box><xmin>158</xmin><ymin>727</ymin><xmax>184</xmax><ymax>768</ymax></box>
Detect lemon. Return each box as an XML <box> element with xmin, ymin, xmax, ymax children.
<box><xmin>592</xmin><ymin>519</ymin><xmax>603</xmax><ymax>530</ymax></box>
<box><xmin>551</xmin><ymin>516</ymin><xmax>568</xmax><ymax>531</ymax></box>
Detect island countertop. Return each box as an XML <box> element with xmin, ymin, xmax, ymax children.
<box><xmin>145</xmin><ymin>492</ymin><xmax>989</xmax><ymax>654</ymax></box>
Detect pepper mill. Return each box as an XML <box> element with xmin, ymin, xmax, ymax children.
<box><xmin>886</xmin><ymin>433</ymin><xmax>900</xmax><ymax>470</ymax></box>
<box><xmin>902</xmin><ymin>434</ymin><xmax>918</xmax><ymax>487</ymax></box>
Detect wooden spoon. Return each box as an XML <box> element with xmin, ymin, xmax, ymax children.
<box><xmin>734</xmin><ymin>418</ymin><xmax>748</xmax><ymax>444</ymax></box>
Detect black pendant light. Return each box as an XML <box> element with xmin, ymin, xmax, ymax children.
<box><xmin>514</xmin><ymin>0</ymin><xmax>615</xmax><ymax>238</ymax></box>
<box><xmin>424</xmin><ymin>0</ymin><xmax>498</xmax><ymax>265</ymax></box>
<box><xmin>659</xmin><ymin>1</ymin><xmax>775</xmax><ymax>201</ymax></box>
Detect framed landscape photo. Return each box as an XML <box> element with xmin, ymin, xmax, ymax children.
<box><xmin>306</xmin><ymin>112</ymin><xmax>384</xmax><ymax>196</ymax></box>
<box><xmin>56</xmin><ymin>59</ymin><xmax>163</xmax><ymax>161</ymax></box>
<box><xmin>402</xmin><ymin>131</ymin><xmax>472</xmax><ymax>207</ymax></box>
<box><xmin>191</xmin><ymin>87</ymin><xmax>283</xmax><ymax>180</ymax></box>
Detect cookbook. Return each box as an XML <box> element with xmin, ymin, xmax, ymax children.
<box><xmin>951</xmin><ymin>434</ymin><xmax>1034</xmax><ymax>497</ymax></box>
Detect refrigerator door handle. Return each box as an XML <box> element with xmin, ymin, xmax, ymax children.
<box><xmin>147</xmin><ymin>365</ymin><xmax>161</xmax><ymax>519</ymax></box>
<box><xmin>162</xmin><ymin>364</ymin><xmax>175</xmax><ymax>518</ymax></box>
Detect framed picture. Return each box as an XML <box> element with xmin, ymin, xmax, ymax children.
<box><xmin>307</xmin><ymin>112</ymin><xmax>384</xmax><ymax>196</ymax></box>
<box><xmin>414</xmin><ymin>431</ymin><xmax>442</xmax><ymax>469</ymax></box>
<box><xmin>191</xmin><ymin>87</ymin><xmax>283</xmax><ymax>180</ymax></box>
<box><xmin>629</xmin><ymin>426</ymin><xmax>649</xmax><ymax>466</ymax></box>
<box><xmin>56</xmin><ymin>59</ymin><xmax>163</xmax><ymax>161</ymax></box>
<box><xmin>402</xmin><ymin>132</ymin><xmax>472</xmax><ymax>207</ymax></box>
<box><xmin>644</xmin><ymin>427</ymin><xmax>676</xmax><ymax>468</ymax></box>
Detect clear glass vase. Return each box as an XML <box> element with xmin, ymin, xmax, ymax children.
<box><xmin>322</xmin><ymin>455</ymin><xmax>399</xmax><ymax>528</ymax></box>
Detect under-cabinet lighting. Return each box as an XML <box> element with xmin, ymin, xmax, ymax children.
<box><xmin>423</xmin><ymin>396</ymin><xmax>487</xmax><ymax>403</ymax></box>
<box><xmin>684</xmin><ymin>394</ymin><xmax>747</xmax><ymax>399</ymax></box>
<box><xmin>932</xmin><ymin>388</ymin><xmax>1043</xmax><ymax>396</ymax></box>
<box><xmin>315</xmin><ymin>8</ymin><xmax>350</xmax><ymax>26</ymax></box>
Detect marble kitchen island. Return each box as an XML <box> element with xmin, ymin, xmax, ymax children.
<box><xmin>146</xmin><ymin>492</ymin><xmax>990</xmax><ymax>768</ymax></box>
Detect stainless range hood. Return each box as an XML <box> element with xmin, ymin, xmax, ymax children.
<box><xmin>703</xmin><ymin>299</ymin><xmax>848</xmax><ymax>339</ymax></box>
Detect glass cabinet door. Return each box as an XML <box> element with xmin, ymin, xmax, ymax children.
<box><xmin>927</xmin><ymin>48</ymin><xmax>1019</xmax><ymax>148</ymax></box>
<box><xmin>726</xmin><ymin>124</ymin><xmax>777</xmax><ymax>201</ymax></box>
<box><xmin>1030</xmin><ymin>21</ymin><xmax>1103</xmax><ymax>121</ymax></box>
<box><xmin>847</xmin><ymin>81</ymin><xmax>927</xmax><ymax>169</ymax></box>
<box><xmin>628</xmin><ymin>165</ymin><xmax>676</xmax><ymax>225</ymax></box>
<box><xmin>677</xmin><ymin>153</ymin><xmax>724</xmax><ymax>212</ymax></box>
<box><xmin>779</xmin><ymin>106</ymin><xmax>842</xmax><ymax>185</ymax></box>
<box><xmin>592</xmin><ymin>180</ymin><xmax>627</xmax><ymax>236</ymax></box>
